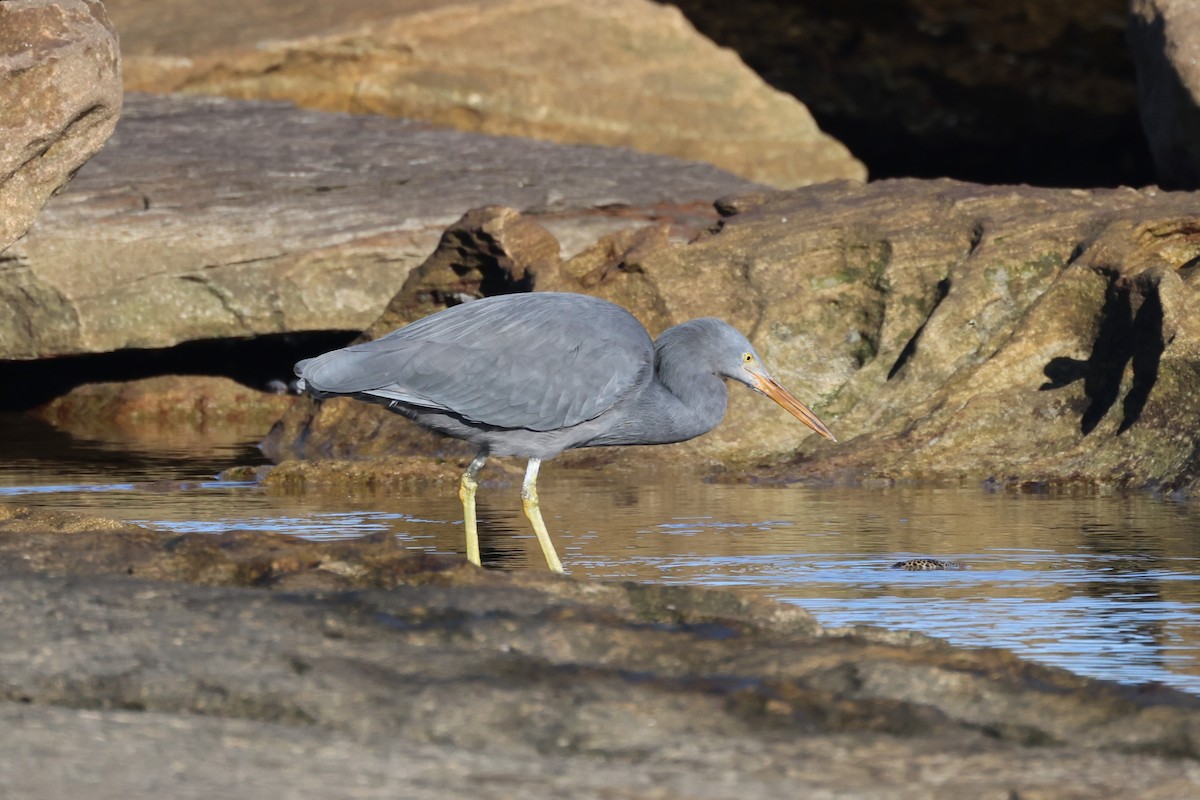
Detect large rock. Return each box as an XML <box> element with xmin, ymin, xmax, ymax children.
<box><xmin>268</xmin><ymin>180</ymin><xmax>1200</xmax><ymax>493</ymax></box>
<box><xmin>0</xmin><ymin>508</ymin><xmax>1196</xmax><ymax>798</ymax></box>
<box><xmin>0</xmin><ymin>0</ymin><xmax>122</xmax><ymax>253</ymax></box>
<box><xmin>30</xmin><ymin>375</ymin><xmax>299</xmax><ymax>445</ymax></box>
<box><xmin>1129</xmin><ymin>0</ymin><xmax>1200</xmax><ymax>189</ymax></box>
<box><xmin>1</xmin><ymin>93</ymin><xmax>761</xmax><ymax>360</ymax></box>
<box><xmin>106</xmin><ymin>0</ymin><xmax>864</xmax><ymax>188</ymax></box>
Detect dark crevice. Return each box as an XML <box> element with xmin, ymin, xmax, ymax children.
<box><xmin>887</xmin><ymin>277</ymin><xmax>950</xmax><ymax>381</ymax></box>
<box><xmin>0</xmin><ymin>331</ymin><xmax>358</xmax><ymax>413</ymax></box>
<box><xmin>1177</xmin><ymin>254</ymin><xmax>1200</xmax><ymax>279</ymax></box>
<box><xmin>967</xmin><ymin>222</ymin><xmax>985</xmax><ymax>256</ymax></box>
<box><xmin>1040</xmin><ymin>275</ymin><xmax>1164</xmax><ymax>435</ymax></box>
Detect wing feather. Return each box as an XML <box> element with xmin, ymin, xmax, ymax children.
<box><xmin>297</xmin><ymin>293</ymin><xmax>653</xmax><ymax>431</ymax></box>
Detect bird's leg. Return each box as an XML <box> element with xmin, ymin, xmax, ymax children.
<box><xmin>459</xmin><ymin>451</ymin><xmax>488</xmax><ymax>567</ymax></box>
<box><xmin>521</xmin><ymin>458</ymin><xmax>564</xmax><ymax>574</ymax></box>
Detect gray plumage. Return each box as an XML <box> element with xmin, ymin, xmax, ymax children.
<box><xmin>295</xmin><ymin>291</ymin><xmax>834</xmax><ymax>572</ymax></box>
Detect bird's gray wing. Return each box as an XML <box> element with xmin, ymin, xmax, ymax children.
<box><xmin>297</xmin><ymin>293</ymin><xmax>653</xmax><ymax>431</ymax></box>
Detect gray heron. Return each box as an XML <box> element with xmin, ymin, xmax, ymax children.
<box><xmin>296</xmin><ymin>292</ymin><xmax>835</xmax><ymax>572</ymax></box>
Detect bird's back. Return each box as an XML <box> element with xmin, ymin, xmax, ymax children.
<box><xmin>296</xmin><ymin>292</ymin><xmax>655</xmax><ymax>432</ymax></box>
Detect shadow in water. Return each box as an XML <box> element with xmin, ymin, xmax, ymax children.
<box><xmin>1040</xmin><ymin>277</ymin><xmax>1163</xmax><ymax>434</ymax></box>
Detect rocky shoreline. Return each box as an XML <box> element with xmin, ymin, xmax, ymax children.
<box><xmin>0</xmin><ymin>506</ymin><xmax>1196</xmax><ymax>798</ymax></box>
<box><xmin>6</xmin><ymin>0</ymin><xmax>1200</xmax><ymax>795</ymax></box>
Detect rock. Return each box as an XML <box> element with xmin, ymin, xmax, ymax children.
<box><xmin>1129</xmin><ymin>0</ymin><xmax>1200</xmax><ymax>188</ymax></box>
<box><xmin>0</xmin><ymin>509</ymin><xmax>1196</xmax><ymax>798</ymax></box>
<box><xmin>891</xmin><ymin>558</ymin><xmax>967</xmax><ymax>571</ymax></box>
<box><xmin>106</xmin><ymin>0</ymin><xmax>864</xmax><ymax>188</ymax></box>
<box><xmin>1</xmin><ymin>93</ymin><xmax>762</xmax><ymax>360</ymax></box>
<box><xmin>269</xmin><ymin>179</ymin><xmax>1200</xmax><ymax>493</ymax></box>
<box><xmin>0</xmin><ymin>0</ymin><xmax>122</xmax><ymax>253</ymax></box>
<box><xmin>752</xmin><ymin>180</ymin><xmax>1200</xmax><ymax>492</ymax></box>
<box><xmin>29</xmin><ymin>375</ymin><xmax>298</xmax><ymax>444</ymax></box>
<box><xmin>0</xmin><ymin>504</ymin><xmax>142</xmax><ymax>535</ymax></box>
<box><xmin>260</xmin><ymin>455</ymin><xmax>465</xmax><ymax>494</ymax></box>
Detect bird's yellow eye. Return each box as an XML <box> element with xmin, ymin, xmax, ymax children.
<box><xmin>742</xmin><ymin>352</ymin><xmax>754</xmax><ymax>364</ymax></box>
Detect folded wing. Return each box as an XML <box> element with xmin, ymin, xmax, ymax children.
<box><xmin>296</xmin><ymin>293</ymin><xmax>653</xmax><ymax>432</ymax></box>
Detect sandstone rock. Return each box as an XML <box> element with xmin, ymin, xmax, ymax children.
<box><xmin>30</xmin><ymin>375</ymin><xmax>298</xmax><ymax>444</ymax></box>
<box><xmin>260</xmin><ymin>455</ymin><xmax>465</xmax><ymax>494</ymax></box>
<box><xmin>2</xmin><ymin>93</ymin><xmax>761</xmax><ymax>360</ymax></box>
<box><xmin>0</xmin><ymin>0</ymin><xmax>122</xmax><ymax>253</ymax></box>
<box><xmin>1129</xmin><ymin>0</ymin><xmax>1200</xmax><ymax>188</ymax></box>
<box><xmin>0</xmin><ymin>512</ymin><xmax>1196</xmax><ymax>798</ymax></box>
<box><xmin>107</xmin><ymin>0</ymin><xmax>864</xmax><ymax>188</ymax></box>
<box><xmin>268</xmin><ymin>180</ymin><xmax>1200</xmax><ymax>493</ymax></box>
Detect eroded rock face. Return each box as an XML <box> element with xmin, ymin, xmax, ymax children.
<box><xmin>106</xmin><ymin>0</ymin><xmax>864</xmax><ymax>188</ymax></box>
<box><xmin>2</xmin><ymin>93</ymin><xmax>761</xmax><ymax>359</ymax></box>
<box><xmin>267</xmin><ymin>181</ymin><xmax>1200</xmax><ymax>492</ymax></box>
<box><xmin>1129</xmin><ymin>0</ymin><xmax>1200</xmax><ymax>189</ymax></box>
<box><xmin>0</xmin><ymin>509</ymin><xmax>1195</xmax><ymax>798</ymax></box>
<box><xmin>0</xmin><ymin>0</ymin><xmax>122</xmax><ymax>253</ymax></box>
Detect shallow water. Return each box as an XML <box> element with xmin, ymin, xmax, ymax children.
<box><xmin>2</xmin><ymin>413</ymin><xmax>1199</xmax><ymax>695</ymax></box>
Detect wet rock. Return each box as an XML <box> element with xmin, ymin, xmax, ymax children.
<box><xmin>260</xmin><ymin>456</ymin><xmax>465</xmax><ymax>494</ymax></box>
<box><xmin>3</xmin><ymin>93</ymin><xmax>761</xmax><ymax>359</ymax></box>
<box><xmin>0</xmin><ymin>504</ymin><xmax>142</xmax><ymax>535</ymax></box>
<box><xmin>0</xmin><ymin>509</ymin><xmax>1196</xmax><ymax>797</ymax></box>
<box><xmin>107</xmin><ymin>0</ymin><xmax>864</xmax><ymax>188</ymax></box>
<box><xmin>1129</xmin><ymin>0</ymin><xmax>1200</xmax><ymax>189</ymax></box>
<box><xmin>267</xmin><ymin>180</ymin><xmax>1200</xmax><ymax>493</ymax></box>
<box><xmin>0</xmin><ymin>0</ymin><xmax>122</xmax><ymax>253</ymax></box>
<box><xmin>214</xmin><ymin>464</ymin><xmax>273</xmax><ymax>483</ymax></box>
<box><xmin>31</xmin><ymin>375</ymin><xmax>297</xmax><ymax>437</ymax></box>
<box><xmin>891</xmin><ymin>558</ymin><xmax>967</xmax><ymax>571</ymax></box>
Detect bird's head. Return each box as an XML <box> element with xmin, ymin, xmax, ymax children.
<box><xmin>662</xmin><ymin>319</ymin><xmax>837</xmax><ymax>442</ymax></box>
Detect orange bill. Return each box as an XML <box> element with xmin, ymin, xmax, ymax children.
<box><xmin>752</xmin><ymin>374</ymin><xmax>837</xmax><ymax>442</ymax></box>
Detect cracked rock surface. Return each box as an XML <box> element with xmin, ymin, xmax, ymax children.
<box><xmin>0</xmin><ymin>509</ymin><xmax>1197</xmax><ymax>799</ymax></box>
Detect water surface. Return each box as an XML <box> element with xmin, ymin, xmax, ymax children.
<box><xmin>2</xmin><ymin>413</ymin><xmax>1198</xmax><ymax>695</ymax></box>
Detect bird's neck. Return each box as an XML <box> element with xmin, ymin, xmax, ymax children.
<box><xmin>644</xmin><ymin>366</ymin><xmax>728</xmax><ymax>444</ymax></box>
<box><xmin>581</xmin><ymin>325</ymin><xmax>730</xmax><ymax>449</ymax></box>
<box><xmin>615</xmin><ymin>330</ymin><xmax>729</xmax><ymax>445</ymax></box>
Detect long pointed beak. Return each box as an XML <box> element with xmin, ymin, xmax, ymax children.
<box><xmin>752</xmin><ymin>374</ymin><xmax>837</xmax><ymax>442</ymax></box>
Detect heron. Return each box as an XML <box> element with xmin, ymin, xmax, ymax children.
<box><xmin>295</xmin><ymin>292</ymin><xmax>835</xmax><ymax>573</ymax></box>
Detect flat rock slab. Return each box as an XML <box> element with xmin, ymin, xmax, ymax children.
<box><xmin>2</xmin><ymin>93</ymin><xmax>761</xmax><ymax>359</ymax></box>
<box><xmin>0</xmin><ymin>509</ymin><xmax>1198</xmax><ymax>798</ymax></box>
<box><xmin>108</xmin><ymin>0</ymin><xmax>864</xmax><ymax>188</ymax></box>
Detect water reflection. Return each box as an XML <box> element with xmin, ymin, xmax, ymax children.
<box><xmin>1</xmin><ymin>412</ymin><xmax>1198</xmax><ymax>694</ymax></box>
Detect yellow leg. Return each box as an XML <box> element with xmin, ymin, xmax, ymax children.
<box><xmin>459</xmin><ymin>452</ymin><xmax>487</xmax><ymax>567</ymax></box>
<box><xmin>521</xmin><ymin>458</ymin><xmax>564</xmax><ymax>574</ymax></box>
